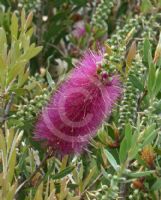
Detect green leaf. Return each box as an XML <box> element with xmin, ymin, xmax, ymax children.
<box><xmin>128</xmin><ymin>130</ymin><xmax>139</xmax><ymax>160</ymax></box>
<box><xmin>6</xmin><ymin>128</ymin><xmax>14</xmax><ymax>154</ymax></box>
<box><xmin>143</xmin><ymin>39</ymin><xmax>151</xmax><ymax>63</ymax></box>
<box><xmin>0</xmin><ymin>27</ymin><xmax>7</xmax><ymax>57</ymax></box>
<box><xmin>21</xmin><ymin>34</ymin><xmax>30</xmax><ymax>51</ymax></box>
<box><xmin>71</xmin><ymin>0</ymin><xmax>86</xmax><ymax>6</ymax></box>
<box><xmin>0</xmin><ymin>55</ymin><xmax>7</xmax><ymax>87</ymax></box>
<box><xmin>0</xmin><ymin>129</ymin><xmax>7</xmax><ymax>158</ymax></box>
<box><xmin>154</xmin><ymin>100</ymin><xmax>161</xmax><ymax>113</ymax></box>
<box><xmin>85</xmin><ymin>23</ymin><xmax>91</xmax><ymax>33</ymax></box>
<box><xmin>138</xmin><ymin>124</ymin><xmax>156</xmax><ymax>144</ymax></box>
<box><xmin>154</xmin><ymin>70</ymin><xmax>161</xmax><ymax>96</ymax></box>
<box><xmin>141</xmin><ymin>0</ymin><xmax>153</xmax><ymax>13</ymax></box>
<box><xmin>25</xmin><ymin>11</ymin><xmax>33</xmax><ymax>29</ymax></box>
<box><xmin>101</xmin><ymin>166</ymin><xmax>110</xmax><ymax>179</ymax></box>
<box><xmin>10</xmin><ymin>40</ymin><xmax>21</xmax><ymax>65</ymax></box>
<box><xmin>6</xmin><ymin>183</ymin><xmax>17</xmax><ymax>200</ymax></box>
<box><xmin>21</xmin><ymin>8</ymin><xmax>26</xmax><ymax>32</ymax></box>
<box><xmin>52</xmin><ymin>166</ymin><xmax>75</xmax><ymax>180</ymax></box>
<box><xmin>148</xmin><ymin>49</ymin><xmax>153</xmax><ymax>68</ymax></box>
<box><xmin>152</xmin><ymin>179</ymin><xmax>161</xmax><ymax>190</ymax></box>
<box><xmin>119</xmin><ymin>138</ymin><xmax>127</xmax><ymax>163</ymax></box>
<box><xmin>129</xmin><ymin>74</ymin><xmax>144</xmax><ymax>91</ymax></box>
<box><xmin>78</xmin><ymin>162</ymin><xmax>84</xmax><ymax>181</ymax></box>
<box><xmin>46</xmin><ymin>71</ymin><xmax>55</xmax><ymax>88</ymax></box>
<box><xmin>20</xmin><ymin>45</ymin><xmax>43</xmax><ymax>61</ymax></box>
<box><xmin>127</xmin><ymin>170</ymin><xmax>154</xmax><ymax>178</ymax></box>
<box><xmin>154</xmin><ymin>32</ymin><xmax>161</xmax><ymax>64</ymax></box>
<box><xmin>128</xmin><ymin>144</ymin><xmax>139</xmax><ymax>160</ymax></box>
<box><xmin>147</xmin><ymin>64</ymin><xmax>156</xmax><ymax>96</ymax></box>
<box><xmin>18</xmin><ymin>69</ymin><xmax>29</xmax><ymax>88</ymax></box>
<box><xmin>34</xmin><ymin>182</ymin><xmax>43</xmax><ymax>200</ymax></box>
<box><xmin>125</xmin><ymin>123</ymin><xmax>132</xmax><ymax>150</ymax></box>
<box><xmin>142</xmin><ymin>130</ymin><xmax>157</xmax><ymax>147</ymax></box>
<box><xmin>126</xmin><ymin>41</ymin><xmax>136</xmax><ymax>70</ymax></box>
<box><xmin>0</xmin><ymin>27</ymin><xmax>7</xmax><ymax>47</ymax></box>
<box><xmin>11</xmin><ymin>13</ymin><xmax>18</xmax><ymax>41</ymax></box>
<box><xmin>8</xmin><ymin>148</ymin><xmax>16</xmax><ymax>183</ymax></box>
<box><xmin>130</xmin><ymin>131</ymin><xmax>139</xmax><ymax>149</ymax></box>
<box><xmin>26</xmin><ymin>27</ymin><xmax>34</xmax><ymax>38</ymax></box>
<box><xmin>83</xmin><ymin>167</ymin><xmax>96</xmax><ymax>190</ymax></box>
<box><xmin>104</xmin><ymin>149</ymin><xmax>118</xmax><ymax>171</ymax></box>
<box><xmin>94</xmin><ymin>29</ymin><xmax>106</xmax><ymax>39</ymax></box>
<box><xmin>154</xmin><ymin>147</ymin><xmax>161</xmax><ymax>156</ymax></box>
<box><xmin>7</xmin><ymin>61</ymin><xmax>26</xmax><ymax>85</ymax></box>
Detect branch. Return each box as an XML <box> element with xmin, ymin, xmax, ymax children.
<box><xmin>118</xmin><ymin>181</ymin><xmax>128</xmax><ymax>200</ymax></box>
<box><xmin>80</xmin><ymin>172</ymin><xmax>103</xmax><ymax>199</ymax></box>
<box><xmin>15</xmin><ymin>151</ymin><xmax>53</xmax><ymax>196</ymax></box>
<box><xmin>46</xmin><ymin>43</ymin><xmax>66</xmax><ymax>57</ymax></box>
<box><xmin>0</xmin><ymin>92</ymin><xmax>15</xmax><ymax>123</ymax></box>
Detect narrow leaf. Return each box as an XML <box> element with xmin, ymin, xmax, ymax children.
<box><xmin>127</xmin><ymin>170</ymin><xmax>154</xmax><ymax>178</ymax></box>
<box><xmin>147</xmin><ymin>64</ymin><xmax>156</xmax><ymax>95</ymax></box>
<box><xmin>52</xmin><ymin>166</ymin><xmax>75</xmax><ymax>180</ymax></box>
<box><xmin>154</xmin><ymin>32</ymin><xmax>161</xmax><ymax>64</ymax></box>
<box><xmin>126</xmin><ymin>41</ymin><xmax>136</xmax><ymax>69</ymax></box>
<box><xmin>119</xmin><ymin>138</ymin><xmax>127</xmax><ymax>163</ymax></box>
<box><xmin>46</xmin><ymin>71</ymin><xmax>55</xmax><ymax>88</ymax></box>
<box><xmin>143</xmin><ymin>39</ymin><xmax>151</xmax><ymax>63</ymax></box>
<box><xmin>8</xmin><ymin>148</ymin><xmax>16</xmax><ymax>183</ymax></box>
<box><xmin>104</xmin><ymin>149</ymin><xmax>118</xmax><ymax>171</ymax></box>
<box><xmin>25</xmin><ymin>11</ymin><xmax>33</xmax><ymax>29</ymax></box>
<box><xmin>11</xmin><ymin>13</ymin><xmax>18</xmax><ymax>40</ymax></box>
<box><xmin>142</xmin><ymin>130</ymin><xmax>157</xmax><ymax>147</ymax></box>
<box><xmin>129</xmin><ymin>74</ymin><xmax>144</xmax><ymax>91</ymax></box>
<box><xmin>154</xmin><ymin>70</ymin><xmax>161</xmax><ymax>96</ymax></box>
<box><xmin>83</xmin><ymin>167</ymin><xmax>96</xmax><ymax>190</ymax></box>
<box><xmin>125</xmin><ymin>123</ymin><xmax>132</xmax><ymax>150</ymax></box>
<box><xmin>152</xmin><ymin>179</ymin><xmax>161</xmax><ymax>190</ymax></box>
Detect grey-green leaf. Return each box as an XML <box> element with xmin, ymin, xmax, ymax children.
<box><xmin>104</xmin><ymin>149</ymin><xmax>118</xmax><ymax>171</ymax></box>
<box><xmin>52</xmin><ymin>166</ymin><xmax>75</xmax><ymax>180</ymax></box>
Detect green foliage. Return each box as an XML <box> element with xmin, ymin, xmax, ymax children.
<box><xmin>0</xmin><ymin>127</ymin><xmax>23</xmax><ymax>200</ymax></box>
<box><xmin>0</xmin><ymin>1</ymin><xmax>161</xmax><ymax>200</ymax></box>
<box><xmin>0</xmin><ymin>10</ymin><xmax>42</xmax><ymax>92</ymax></box>
<box><xmin>91</xmin><ymin>0</ymin><xmax>114</xmax><ymax>30</ymax></box>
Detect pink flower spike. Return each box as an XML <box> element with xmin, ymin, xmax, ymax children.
<box><xmin>35</xmin><ymin>50</ymin><xmax>122</xmax><ymax>154</ymax></box>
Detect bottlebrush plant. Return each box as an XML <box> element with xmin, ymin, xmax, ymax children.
<box><xmin>0</xmin><ymin>1</ymin><xmax>161</xmax><ymax>200</ymax></box>
<box><xmin>35</xmin><ymin>51</ymin><xmax>122</xmax><ymax>154</ymax></box>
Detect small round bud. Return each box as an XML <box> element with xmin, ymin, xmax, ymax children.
<box><xmin>107</xmin><ymin>174</ymin><xmax>112</xmax><ymax>178</ymax></box>
<box><xmin>30</xmin><ymin>100</ymin><xmax>34</xmax><ymax>104</ymax></box>
<box><xmin>134</xmin><ymin>189</ymin><xmax>139</xmax><ymax>195</ymax></box>
<box><xmin>101</xmin><ymin>185</ymin><xmax>108</xmax><ymax>190</ymax></box>
<box><xmin>113</xmin><ymin>186</ymin><xmax>119</xmax><ymax>191</ymax></box>
<box><xmin>113</xmin><ymin>175</ymin><xmax>118</xmax><ymax>180</ymax></box>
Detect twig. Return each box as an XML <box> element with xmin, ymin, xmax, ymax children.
<box><xmin>118</xmin><ymin>182</ymin><xmax>127</xmax><ymax>200</ymax></box>
<box><xmin>80</xmin><ymin>172</ymin><xmax>103</xmax><ymax>199</ymax></box>
<box><xmin>118</xmin><ymin>161</ymin><xmax>129</xmax><ymax>200</ymax></box>
<box><xmin>15</xmin><ymin>151</ymin><xmax>53</xmax><ymax>196</ymax></box>
<box><xmin>46</xmin><ymin>43</ymin><xmax>66</xmax><ymax>57</ymax></box>
<box><xmin>0</xmin><ymin>92</ymin><xmax>15</xmax><ymax>123</ymax></box>
<box><xmin>5</xmin><ymin>92</ymin><xmax>15</xmax><ymax>116</ymax></box>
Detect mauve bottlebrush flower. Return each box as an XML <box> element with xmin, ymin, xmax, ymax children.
<box><xmin>35</xmin><ymin>51</ymin><xmax>122</xmax><ymax>154</ymax></box>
